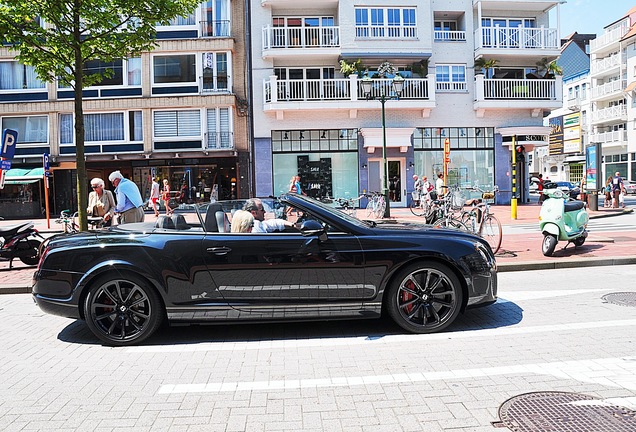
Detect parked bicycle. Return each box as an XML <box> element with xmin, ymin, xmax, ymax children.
<box><xmin>459</xmin><ymin>186</ymin><xmax>502</xmax><ymax>253</ymax></box>
<box><xmin>56</xmin><ymin>210</ymin><xmax>79</xmax><ymax>233</ymax></box>
<box><xmin>365</xmin><ymin>191</ymin><xmax>386</xmax><ymax>219</ymax></box>
<box><xmin>334</xmin><ymin>195</ymin><xmax>365</xmax><ymax>217</ymax></box>
<box><xmin>429</xmin><ymin>186</ymin><xmax>468</xmax><ymax>230</ymax></box>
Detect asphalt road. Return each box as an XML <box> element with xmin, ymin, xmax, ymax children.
<box><xmin>1</xmin><ymin>266</ymin><xmax>635</xmax><ymax>431</ymax></box>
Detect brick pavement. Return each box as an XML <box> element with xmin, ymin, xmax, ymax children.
<box><xmin>1</xmin><ymin>203</ymin><xmax>635</xmax><ymax>294</ymax></box>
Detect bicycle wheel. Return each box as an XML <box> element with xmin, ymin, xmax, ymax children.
<box><xmin>365</xmin><ymin>198</ymin><xmax>377</xmax><ymax>218</ymax></box>
<box><xmin>459</xmin><ymin>210</ymin><xmax>478</xmax><ymax>234</ymax></box>
<box><xmin>410</xmin><ymin>199</ymin><xmax>425</xmax><ymax>217</ymax></box>
<box><xmin>481</xmin><ymin>215</ymin><xmax>502</xmax><ymax>254</ymax></box>
<box><xmin>433</xmin><ymin>217</ymin><xmax>468</xmax><ymax>231</ymax></box>
<box><xmin>375</xmin><ymin>198</ymin><xmax>386</xmax><ymax>218</ymax></box>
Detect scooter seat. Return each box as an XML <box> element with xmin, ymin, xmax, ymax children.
<box><xmin>0</xmin><ymin>222</ymin><xmax>34</xmax><ymax>237</ymax></box>
<box><xmin>564</xmin><ymin>201</ymin><xmax>585</xmax><ymax>213</ymax></box>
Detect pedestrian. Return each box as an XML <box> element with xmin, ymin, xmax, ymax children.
<box><xmin>413</xmin><ymin>174</ymin><xmax>423</xmax><ymax>201</ymax></box>
<box><xmin>294</xmin><ymin>175</ymin><xmax>307</xmax><ymax>196</ymax></box>
<box><xmin>611</xmin><ymin>171</ymin><xmax>624</xmax><ymax>209</ymax></box>
<box><xmin>108</xmin><ymin>170</ymin><xmax>145</xmax><ymax>224</ymax></box>
<box><xmin>421</xmin><ymin>175</ymin><xmax>434</xmax><ymax>201</ymax></box>
<box><xmin>162</xmin><ymin>179</ymin><xmax>173</xmax><ymax>215</ymax></box>
<box><xmin>150</xmin><ymin>177</ymin><xmax>160</xmax><ymax>217</ymax></box>
<box><xmin>604</xmin><ymin>176</ymin><xmax>613</xmax><ymax>208</ymax></box>
<box><xmin>537</xmin><ymin>174</ymin><xmax>545</xmax><ymax>203</ymax></box>
<box><xmin>87</xmin><ymin>177</ymin><xmax>116</xmax><ymax>227</ymax></box>
<box><xmin>435</xmin><ymin>172</ymin><xmax>445</xmax><ymax>196</ymax></box>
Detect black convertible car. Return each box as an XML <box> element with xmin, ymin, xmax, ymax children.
<box><xmin>33</xmin><ymin>194</ymin><xmax>497</xmax><ymax>346</ymax></box>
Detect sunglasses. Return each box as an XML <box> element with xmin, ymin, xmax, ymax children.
<box><xmin>91</xmin><ymin>185</ymin><xmax>100</xmax><ymax>189</ymax></box>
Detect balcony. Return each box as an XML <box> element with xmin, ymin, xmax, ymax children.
<box><xmin>590</xmin><ymin>26</ymin><xmax>629</xmax><ymax>54</ymax></box>
<box><xmin>434</xmin><ymin>30</ymin><xmax>467</xmax><ymax>42</ymax></box>
<box><xmin>590</xmin><ymin>80</ymin><xmax>625</xmax><ymax>102</ymax></box>
<box><xmin>590</xmin><ymin>105</ymin><xmax>627</xmax><ymax>124</ymax></box>
<box><xmin>474</xmin><ymin>75</ymin><xmax>562</xmax><ymax>116</ymax></box>
<box><xmin>199</xmin><ymin>20</ymin><xmax>230</xmax><ymax>38</ymax></box>
<box><xmin>589</xmin><ymin>130</ymin><xmax>627</xmax><ymax>145</ymax></box>
<box><xmin>206</xmin><ymin>132</ymin><xmax>234</xmax><ymax>150</ymax></box>
<box><xmin>590</xmin><ymin>54</ymin><xmax>622</xmax><ymax>77</ymax></box>
<box><xmin>262</xmin><ymin>26</ymin><xmax>340</xmax><ymax>58</ymax></box>
<box><xmin>263</xmin><ymin>75</ymin><xmax>435</xmax><ymax>115</ymax></box>
<box><xmin>474</xmin><ymin>26</ymin><xmax>559</xmax><ymax>58</ymax></box>
<box><xmin>567</xmin><ymin>97</ymin><xmax>581</xmax><ymax>111</ymax></box>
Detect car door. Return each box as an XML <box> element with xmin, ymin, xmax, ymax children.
<box><xmin>201</xmin><ymin>228</ymin><xmax>375</xmax><ymax>317</ymax></box>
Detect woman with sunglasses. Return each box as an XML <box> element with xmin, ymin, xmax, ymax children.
<box><xmin>87</xmin><ymin>177</ymin><xmax>116</xmax><ymax>226</ymax></box>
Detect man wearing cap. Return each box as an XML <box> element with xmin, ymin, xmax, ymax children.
<box><xmin>108</xmin><ymin>170</ymin><xmax>145</xmax><ymax>224</ymax></box>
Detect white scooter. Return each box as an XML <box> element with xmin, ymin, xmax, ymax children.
<box><xmin>538</xmin><ymin>187</ymin><xmax>589</xmax><ymax>256</ymax></box>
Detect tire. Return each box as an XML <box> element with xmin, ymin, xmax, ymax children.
<box><xmin>410</xmin><ymin>200</ymin><xmax>425</xmax><ymax>217</ymax></box>
<box><xmin>433</xmin><ymin>217</ymin><xmax>468</xmax><ymax>231</ymax></box>
<box><xmin>18</xmin><ymin>239</ymin><xmax>42</xmax><ymax>266</ymax></box>
<box><xmin>84</xmin><ymin>273</ymin><xmax>164</xmax><ymax>346</ymax></box>
<box><xmin>386</xmin><ymin>262</ymin><xmax>463</xmax><ymax>334</ymax></box>
<box><xmin>573</xmin><ymin>236</ymin><xmax>585</xmax><ymax>247</ymax></box>
<box><xmin>482</xmin><ymin>216</ymin><xmax>503</xmax><ymax>254</ymax></box>
<box><xmin>542</xmin><ymin>234</ymin><xmax>558</xmax><ymax>256</ymax></box>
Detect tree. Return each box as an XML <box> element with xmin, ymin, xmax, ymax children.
<box><xmin>474</xmin><ymin>58</ymin><xmax>499</xmax><ymax>78</ymax></box>
<box><xmin>0</xmin><ymin>0</ymin><xmax>200</xmax><ymax>230</ymax></box>
<box><xmin>535</xmin><ymin>57</ymin><xmax>563</xmax><ymax>78</ymax></box>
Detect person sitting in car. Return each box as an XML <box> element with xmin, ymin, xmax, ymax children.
<box><xmin>230</xmin><ymin>210</ymin><xmax>254</xmax><ymax>233</ymax></box>
<box><xmin>243</xmin><ymin>198</ymin><xmax>296</xmax><ymax>233</ymax></box>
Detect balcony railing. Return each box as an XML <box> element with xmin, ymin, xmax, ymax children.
<box><xmin>200</xmin><ymin>20</ymin><xmax>230</xmax><ymax>37</ymax></box>
<box><xmin>262</xmin><ymin>26</ymin><xmax>340</xmax><ymax>50</ymax></box>
<box><xmin>433</xmin><ymin>30</ymin><xmax>466</xmax><ymax>42</ymax></box>
<box><xmin>589</xmin><ymin>130</ymin><xmax>627</xmax><ymax>144</ymax></box>
<box><xmin>590</xmin><ymin>54</ymin><xmax>622</xmax><ymax>75</ymax></box>
<box><xmin>590</xmin><ymin>80</ymin><xmax>625</xmax><ymax>100</ymax></box>
<box><xmin>478</xmin><ymin>78</ymin><xmax>558</xmax><ymax>100</ymax></box>
<box><xmin>567</xmin><ymin>97</ymin><xmax>581</xmax><ymax>110</ymax></box>
<box><xmin>590</xmin><ymin>26</ymin><xmax>629</xmax><ymax>52</ymax></box>
<box><xmin>591</xmin><ymin>105</ymin><xmax>627</xmax><ymax>123</ymax></box>
<box><xmin>436</xmin><ymin>82</ymin><xmax>467</xmax><ymax>92</ymax></box>
<box><xmin>475</xmin><ymin>26</ymin><xmax>558</xmax><ymax>50</ymax></box>
<box><xmin>263</xmin><ymin>76</ymin><xmax>431</xmax><ymax>103</ymax></box>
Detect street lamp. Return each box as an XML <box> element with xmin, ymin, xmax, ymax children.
<box><xmin>361</xmin><ymin>73</ymin><xmax>404</xmax><ymax>218</ymax></box>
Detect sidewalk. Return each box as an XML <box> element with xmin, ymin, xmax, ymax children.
<box><xmin>1</xmin><ymin>204</ymin><xmax>635</xmax><ymax>294</ymax></box>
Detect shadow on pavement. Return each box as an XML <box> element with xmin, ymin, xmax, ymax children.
<box><xmin>56</xmin><ymin>300</ymin><xmax>524</xmax><ymax>346</ymax></box>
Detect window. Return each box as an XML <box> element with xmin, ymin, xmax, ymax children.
<box><xmin>355</xmin><ymin>7</ymin><xmax>417</xmax><ymax>39</ymax></box>
<box><xmin>0</xmin><ymin>61</ymin><xmax>45</xmax><ymax>90</ymax></box>
<box><xmin>1</xmin><ymin>116</ymin><xmax>48</xmax><ymax>144</ymax></box>
<box><xmin>202</xmin><ymin>53</ymin><xmax>228</xmax><ymax>91</ymax></box>
<box><xmin>202</xmin><ymin>0</ymin><xmax>230</xmax><ymax>37</ymax></box>
<box><xmin>153</xmin><ymin>55</ymin><xmax>196</xmax><ymax>84</ymax></box>
<box><xmin>435</xmin><ymin>65</ymin><xmax>466</xmax><ymax>91</ymax></box>
<box><xmin>153</xmin><ymin>110</ymin><xmax>201</xmax><ymax>138</ymax></box>
<box><xmin>77</xmin><ymin>58</ymin><xmax>141</xmax><ymax>87</ymax></box>
<box><xmin>207</xmin><ymin>107</ymin><xmax>232</xmax><ymax>149</ymax></box>
<box><xmin>60</xmin><ymin>111</ymin><xmax>142</xmax><ymax>144</ymax></box>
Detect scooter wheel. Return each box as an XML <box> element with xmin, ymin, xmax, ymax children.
<box><xmin>542</xmin><ymin>235</ymin><xmax>557</xmax><ymax>256</ymax></box>
<box><xmin>573</xmin><ymin>237</ymin><xmax>585</xmax><ymax>247</ymax></box>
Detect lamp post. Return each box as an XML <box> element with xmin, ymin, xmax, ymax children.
<box><xmin>361</xmin><ymin>73</ymin><xmax>404</xmax><ymax>218</ymax></box>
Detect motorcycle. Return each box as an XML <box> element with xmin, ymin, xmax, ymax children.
<box><xmin>539</xmin><ymin>187</ymin><xmax>589</xmax><ymax>256</ymax></box>
<box><xmin>0</xmin><ymin>220</ymin><xmax>44</xmax><ymax>268</ymax></box>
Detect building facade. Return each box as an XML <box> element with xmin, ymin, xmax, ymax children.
<box><xmin>0</xmin><ymin>0</ymin><xmax>250</xmax><ymax>218</ymax></box>
<box><xmin>589</xmin><ymin>7</ymin><xmax>636</xmax><ymax>182</ymax></box>
<box><xmin>251</xmin><ymin>0</ymin><xmax>564</xmax><ymax>206</ymax></box>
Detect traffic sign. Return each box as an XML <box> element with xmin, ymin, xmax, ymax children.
<box><xmin>2</xmin><ymin>129</ymin><xmax>18</xmax><ymax>160</ymax></box>
<box><xmin>1</xmin><ymin>159</ymin><xmax>11</xmax><ymax>170</ymax></box>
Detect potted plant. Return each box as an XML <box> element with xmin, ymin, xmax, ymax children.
<box><xmin>377</xmin><ymin>61</ymin><xmax>397</xmax><ymax>78</ymax></box>
<box><xmin>411</xmin><ymin>59</ymin><xmax>429</xmax><ymax>77</ymax></box>
<box><xmin>535</xmin><ymin>57</ymin><xmax>563</xmax><ymax>78</ymax></box>
<box><xmin>474</xmin><ymin>58</ymin><xmax>499</xmax><ymax>78</ymax></box>
<box><xmin>339</xmin><ymin>58</ymin><xmax>365</xmax><ymax>77</ymax></box>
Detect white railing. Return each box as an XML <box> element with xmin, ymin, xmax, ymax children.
<box><xmin>589</xmin><ymin>130</ymin><xmax>627</xmax><ymax>144</ymax></box>
<box><xmin>590</xmin><ymin>26</ymin><xmax>629</xmax><ymax>52</ymax></box>
<box><xmin>479</xmin><ymin>78</ymin><xmax>558</xmax><ymax>100</ymax></box>
<box><xmin>591</xmin><ymin>105</ymin><xmax>627</xmax><ymax>122</ymax></box>
<box><xmin>355</xmin><ymin>25</ymin><xmax>417</xmax><ymax>39</ymax></box>
<box><xmin>199</xmin><ymin>20</ymin><xmax>230</xmax><ymax>37</ymax></box>
<box><xmin>434</xmin><ymin>30</ymin><xmax>466</xmax><ymax>41</ymax></box>
<box><xmin>590</xmin><ymin>54</ymin><xmax>622</xmax><ymax>75</ymax></box>
<box><xmin>475</xmin><ymin>26</ymin><xmax>558</xmax><ymax>50</ymax></box>
<box><xmin>436</xmin><ymin>81</ymin><xmax>467</xmax><ymax>92</ymax></box>
<box><xmin>590</xmin><ymin>80</ymin><xmax>625</xmax><ymax>100</ymax></box>
<box><xmin>567</xmin><ymin>97</ymin><xmax>581</xmax><ymax>110</ymax></box>
<box><xmin>262</xmin><ymin>26</ymin><xmax>340</xmax><ymax>50</ymax></box>
<box><xmin>207</xmin><ymin>132</ymin><xmax>234</xmax><ymax>150</ymax></box>
<box><xmin>263</xmin><ymin>76</ymin><xmax>431</xmax><ymax>103</ymax></box>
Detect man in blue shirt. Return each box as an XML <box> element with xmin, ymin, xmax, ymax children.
<box><xmin>108</xmin><ymin>170</ymin><xmax>145</xmax><ymax>224</ymax></box>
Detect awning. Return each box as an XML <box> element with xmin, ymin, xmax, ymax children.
<box><xmin>563</xmin><ymin>155</ymin><xmax>586</xmax><ymax>164</ymax></box>
<box><xmin>360</xmin><ymin>128</ymin><xmax>413</xmax><ymax>153</ymax></box>
<box><xmin>625</xmin><ymin>81</ymin><xmax>636</xmax><ymax>94</ymax></box>
<box><xmin>3</xmin><ymin>167</ymin><xmax>45</xmax><ymax>184</ymax></box>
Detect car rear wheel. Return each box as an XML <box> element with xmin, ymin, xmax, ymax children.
<box><xmin>386</xmin><ymin>262</ymin><xmax>463</xmax><ymax>334</ymax></box>
<box><xmin>84</xmin><ymin>273</ymin><xmax>164</xmax><ymax>346</ymax></box>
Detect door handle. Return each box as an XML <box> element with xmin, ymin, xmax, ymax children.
<box><xmin>207</xmin><ymin>246</ymin><xmax>232</xmax><ymax>255</ymax></box>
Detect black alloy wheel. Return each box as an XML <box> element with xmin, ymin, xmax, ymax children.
<box><xmin>84</xmin><ymin>274</ymin><xmax>163</xmax><ymax>346</ymax></box>
<box><xmin>387</xmin><ymin>262</ymin><xmax>463</xmax><ymax>334</ymax></box>
<box><xmin>18</xmin><ymin>239</ymin><xmax>42</xmax><ymax>266</ymax></box>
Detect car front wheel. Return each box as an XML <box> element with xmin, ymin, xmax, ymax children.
<box><xmin>386</xmin><ymin>262</ymin><xmax>463</xmax><ymax>334</ymax></box>
<box><xmin>84</xmin><ymin>273</ymin><xmax>164</xmax><ymax>346</ymax></box>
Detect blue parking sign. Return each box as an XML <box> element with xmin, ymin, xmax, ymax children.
<box><xmin>2</xmin><ymin>129</ymin><xmax>18</xmax><ymax>160</ymax></box>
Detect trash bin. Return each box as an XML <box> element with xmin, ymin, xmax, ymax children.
<box><xmin>587</xmin><ymin>192</ymin><xmax>598</xmax><ymax>211</ymax></box>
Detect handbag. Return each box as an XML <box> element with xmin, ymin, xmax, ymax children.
<box><xmin>92</xmin><ymin>203</ymin><xmax>106</xmax><ymax>217</ymax></box>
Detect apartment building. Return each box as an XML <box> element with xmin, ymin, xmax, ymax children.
<box><xmin>252</xmin><ymin>0</ymin><xmax>564</xmax><ymax>206</ymax></box>
<box><xmin>0</xmin><ymin>0</ymin><xmax>249</xmax><ymax>218</ymax></box>
<box><xmin>589</xmin><ymin>7</ymin><xmax>636</xmax><ymax>182</ymax></box>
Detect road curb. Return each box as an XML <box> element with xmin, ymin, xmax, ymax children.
<box><xmin>498</xmin><ymin>256</ymin><xmax>636</xmax><ymax>272</ymax></box>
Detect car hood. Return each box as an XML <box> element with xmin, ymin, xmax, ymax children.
<box><xmin>371</xmin><ymin>220</ymin><xmax>480</xmax><ymax>239</ymax></box>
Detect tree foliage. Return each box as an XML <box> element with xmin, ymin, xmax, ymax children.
<box><xmin>0</xmin><ymin>0</ymin><xmax>200</xmax><ymax>230</ymax></box>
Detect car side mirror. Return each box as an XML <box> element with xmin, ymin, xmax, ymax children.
<box><xmin>300</xmin><ymin>219</ymin><xmax>327</xmax><ymax>240</ymax></box>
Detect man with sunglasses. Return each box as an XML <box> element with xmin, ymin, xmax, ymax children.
<box><xmin>243</xmin><ymin>198</ymin><xmax>295</xmax><ymax>233</ymax></box>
